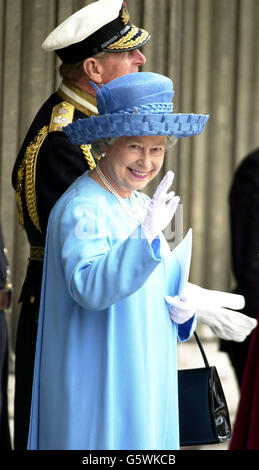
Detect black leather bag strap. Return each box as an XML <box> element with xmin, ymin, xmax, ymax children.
<box><xmin>194</xmin><ymin>331</ymin><xmax>210</xmax><ymax>368</ymax></box>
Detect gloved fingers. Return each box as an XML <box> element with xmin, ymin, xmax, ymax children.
<box><xmin>204</xmin><ymin>290</ymin><xmax>245</xmax><ymax>310</ymax></box>
<box><xmin>142</xmin><ymin>171</ymin><xmax>179</xmax><ymax>243</ymax></box>
<box><xmin>184</xmin><ymin>282</ymin><xmax>245</xmax><ymax>310</ymax></box>
<box><xmin>165</xmin><ymin>295</ymin><xmax>194</xmax><ymax>310</ymax></box>
<box><xmin>165</xmin><ymin>295</ymin><xmax>196</xmax><ymax>324</ymax></box>
<box><xmin>222</xmin><ymin>309</ymin><xmax>257</xmax><ymax>331</ymax></box>
<box><xmin>167</xmin><ymin>195</ymin><xmax>180</xmax><ymax>214</ymax></box>
<box><xmin>231</xmin><ymin>332</ymin><xmax>255</xmax><ymax>342</ymax></box>
<box><xmin>195</xmin><ymin>309</ymin><xmax>251</xmax><ymax>341</ymax></box>
<box><xmin>169</xmin><ymin>306</ymin><xmax>195</xmax><ymax>325</ymax></box>
<box><xmin>208</xmin><ymin>325</ymin><xmax>240</xmax><ymax>341</ymax></box>
<box><xmin>209</xmin><ymin>324</ymin><xmax>254</xmax><ymax>342</ymax></box>
<box><xmin>152</xmin><ymin>171</ymin><xmax>174</xmax><ymax>202</ymax></box>
<box><xmin>165</xmin><ymin>295</ymin><xmax>180</xmax><ymax>307</ymax></box>
<box><xmin>197</xmin><ymin>306</ymin><xmax>257</xmax><ymax>341</ymax></box>
<box><xmin>150</xmin><ymin>191</ymin><xmax>176</xmax><ymax>206</ymax></box>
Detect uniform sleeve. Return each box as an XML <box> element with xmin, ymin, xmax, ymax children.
<box><xmin>230</xmin><ymin>153</ymin><xmax>259</xmax><ymax>315</ymax></box>
<box><xmin>56</xmin><ymin>197</ymin><xmax>163</xmax><ymax>311</ymax></box>
<box><xmin>36</xmin><ymin>132</ymin><xmax>89</xmax><ymax>233</ymax></box>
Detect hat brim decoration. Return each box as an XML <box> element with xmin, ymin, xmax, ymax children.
<box><xmin>64</xmin><ymin>113</ymin><xmax>209</xmax><ymax>144</ymax></box>
<box><xmin>42</xmin><ymin>0</ymin><xmax>150</xmax><ymax>63</ymax></box>
<box><xmin>63</xmin><ymin>72</ymin><xmax>209</xmax><ymax>144</ymax></box>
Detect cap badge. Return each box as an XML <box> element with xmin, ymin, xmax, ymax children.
<box><xmin>121</xmin><ymin>2</ymin><xmax>130</xmax><ymax>25</ymax></box>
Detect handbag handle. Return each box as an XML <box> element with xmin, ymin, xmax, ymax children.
<box><xmin>194</xmin><ymin>331</ymin><xmax>210</xmax><ymax>368</ymax></box>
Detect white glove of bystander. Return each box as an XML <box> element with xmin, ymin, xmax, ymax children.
<box><xmin>142</xmin><ymin>171</ymin><xmax>180</xmax><ymax>244</ymax></box>
<box><xmin>183</xmin><ymin>281</ymin><xmax>257</xmax><ymax>342</ymax></box>
<box><xmin>165</xmin><ymin>294</ymin><xmax>196</xmax><ymax>325</ymax></box>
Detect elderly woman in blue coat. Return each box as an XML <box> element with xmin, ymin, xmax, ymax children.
<box><xmin>28</xmin><ymin>72</ymin><xmax>209</xmax><ymax>450</ymax></box>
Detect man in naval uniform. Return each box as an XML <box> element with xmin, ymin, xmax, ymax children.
<box><xmin>12</xmin><ymin>0</ymin><xmax>257</xmax><ymax>450</ymax></box>
<box><xmin>12</xmin><ymin>0</ymin><xmax>150</xmax><ymax>449</ymax></box>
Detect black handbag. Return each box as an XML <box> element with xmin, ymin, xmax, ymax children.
<box><xmin>178</xmin><ymin>332</ymin><xmax>232</xmax><ymax>447</ymax></box>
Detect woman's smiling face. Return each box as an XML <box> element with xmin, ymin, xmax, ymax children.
<box><xmin>99</xmin><ymin>135</ymin><xmax>167</xmax><ymax>198</ymax></box>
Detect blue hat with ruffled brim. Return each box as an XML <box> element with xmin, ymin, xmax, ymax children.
<box><xmin>63</xmin><ymin>72</ymin><xmax>209</xmax><ymax>144</ymax></box>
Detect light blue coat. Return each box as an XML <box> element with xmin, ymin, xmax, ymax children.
<box><xmin>28</xmin><ymin>172</ymin><xmax>195</xmax><ymax>450</ymax></box>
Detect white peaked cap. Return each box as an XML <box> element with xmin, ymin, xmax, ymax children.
<box><xmin>42</xmin><ymin>0</ymin><xmax>150</xmax><ymax>63</ymax></box>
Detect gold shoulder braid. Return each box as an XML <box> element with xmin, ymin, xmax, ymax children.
<box><xmin>16</xmin><ymin>125</ymin><xmax>49</xmax><ymax>232</ymax></box>
<box><xmin>25</xmin><ymin>126</ymin><xmax>50</xmax><ymax>233</ymax></box>
<box><xmin>80</xmin><ymin>144</ymin><xmax>96</xmax><ymax>170</ymax></box>
<box><xmin>15</xmin><ymin>101</ymin><xmax>96</xmax><ymax>231</ymax></box>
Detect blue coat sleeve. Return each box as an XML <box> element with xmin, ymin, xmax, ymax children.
<box><xmin>177</xmin><ymin>315</ymin><xmax>197</xmax><ymax>343</ymax></box>
<box><xmin>57</xmin><ymin>197</ymin><xmax>163</xmax><ymax>310</ymax></box>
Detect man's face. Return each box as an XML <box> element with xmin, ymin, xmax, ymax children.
<box><xmin>100</xmin><ymin>49</ymin><xmax>146</xmax><ymax>83</ymax></box>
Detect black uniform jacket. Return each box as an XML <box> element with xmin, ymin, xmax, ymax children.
<box><xmin>12</xmin><ymin>82</ymin><xmax>96</xmax><ymax>304</ymax></box>
<box><xmin>229</xmin><ymin>147</ymin><xmax>259</xmax><ymax>317</ymax></box>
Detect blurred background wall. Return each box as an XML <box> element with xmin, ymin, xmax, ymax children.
<box><xmin>0</xmin><ymin>0</ymin><xmax>259</xmax><ymax>352</ymax></box>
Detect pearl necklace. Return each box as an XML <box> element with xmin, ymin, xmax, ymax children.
<box><xmin>95</xmin><ymin>164</ymin><xmax>148</xmax><ymax>224</ymax></box>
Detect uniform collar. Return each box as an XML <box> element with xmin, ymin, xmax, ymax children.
<box><xmin>58</xmin><ymin>81</ymin><xmax>98</xmax><ymax>116</ymax></box>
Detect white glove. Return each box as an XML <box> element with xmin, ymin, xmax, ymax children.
<box><xmin>165</xmin><ymin>294</ymin><xmax>196</xmax><ymax>325</ymax></box>
<box><xmin>183</xmin><ymin>282</ymin><xmax>257</xmax><ymax>342</ymax></box>
<box><xmin>142</xmin><ymin>171</ymin><xmax>180</xmax><ymax>244</ymax></box>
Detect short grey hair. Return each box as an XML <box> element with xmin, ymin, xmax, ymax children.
<box><xmin>90</xmin><ymin>137</ymin><xmax>118</xmax><ymax>158</ymax></box>
<box><xmin>90</xmin><ymin>135</ymin><xmax>178</xmax><ymax>158</ymax></box>
<box><xmin>58</xmin><ymin>51</ymin><xmax>111</xmax><ymax>82</ymax></box>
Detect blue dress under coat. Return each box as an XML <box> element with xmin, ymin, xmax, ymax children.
<box><xmin>27</xmin><ymin>172</ymin><xmax>195</xmax><ymax>450</ymax></box>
